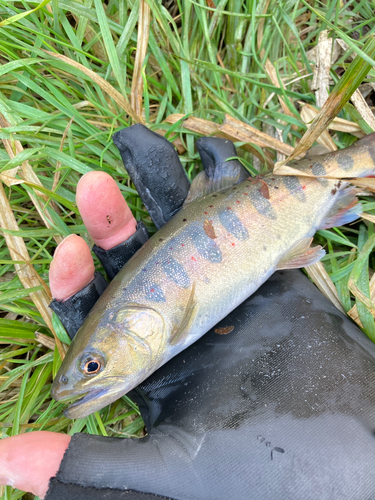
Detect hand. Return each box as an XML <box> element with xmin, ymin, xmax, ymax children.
<box><xmin>0</xmin><ymin>171</ymin><xmax>138</xmax><ymax>498</ymax></box>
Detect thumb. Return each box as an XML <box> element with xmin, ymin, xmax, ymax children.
<box><xmin>0</xmin><ymin>431</ymin><xmax>71</xmax><ymax>498</ymax></box>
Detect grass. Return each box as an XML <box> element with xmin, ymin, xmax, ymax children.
<box><xmin>1</xmin><ymin>0</ymin><xmax>375</xmax><ymax>498</ymax></box>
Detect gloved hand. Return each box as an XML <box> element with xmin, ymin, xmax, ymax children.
<box><xmin>1</xmin><ymin>127</ymin><xmax>375</xmax><ymax>500</ymax></box>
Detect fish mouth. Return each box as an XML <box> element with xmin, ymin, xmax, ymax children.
<box><xmin>63</xmin><ymin>384</ymin><xmax>126</xmax><ymax>419</ymax></box>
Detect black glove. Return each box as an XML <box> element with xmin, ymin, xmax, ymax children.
<box><xmin>47</xmin><ymin>128</ymin><xmax>375</xmax><ymax>500</ymax></box>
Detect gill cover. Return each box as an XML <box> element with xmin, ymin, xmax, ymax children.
<box><xmin>51</xmin><ymin>306</ymin><xmax>168</xmax><ymax>418</ymax></box>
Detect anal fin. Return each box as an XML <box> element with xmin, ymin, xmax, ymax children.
<box><xmin>277</xmin><ymin>238</ymin><xmax>325</xmax><ymax>270</ymax></box>
<box><xmin>170</xmin><ymin>283</ymin><xmax>197</xmax><ymax>345</ymax></box>
<box><xmin>320</xmin><ymin>186</ymin><xmax>362</xmax><ymax>230</ymax></box>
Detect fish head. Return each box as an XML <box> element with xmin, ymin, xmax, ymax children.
<box><xmin>51</xmin><ymin>304</ymin><xmax>168</xmax><ymax>419</ymax></box>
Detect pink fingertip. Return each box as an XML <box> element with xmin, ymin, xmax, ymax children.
<box><xmin>50</xmin><ymin>235</ymin><xmax>95</xmax><ymax>301</ymax></box>
<box><xmin>76</xmin><ymin>171</ymin><xmax>137</xmax><ymax>251</ymax></box>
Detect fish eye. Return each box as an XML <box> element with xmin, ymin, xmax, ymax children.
<box><xmin>83</xmin><ymin>359</ymin><xmax>101</xmax><ymax>375</ymax></box>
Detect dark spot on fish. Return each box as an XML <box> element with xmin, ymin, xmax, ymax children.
<box><xmin>159</xmin><ymin>238</ymin><xmax>164</xmax><ymax>242</ymax></box>
<box><xmin>215</xmin><ymin>326</ymin><xmax>234</xmax><ymax>335</ymax></box>
<box><xmin>212</xmin><ymin>194</ymin><xmax>217</xmax><ymax>197</ymax></box>
<box><xmin>219</xmin><ymin>210</ymin><xmax>249</xmax><ymax>240</ymax></box>
<box><xmin>282</xmin><ymin>176</ymin><xmax>306</xmax><ymax>202</ymax></box>
<box><xmin>271</xmin><ymin>178</ymin><xmax>275</xmax><ymax>181</ymax></box>
<box><xmin>311</xmin><ymin>161</ymin><xmax>329</xmax><ymax>187</ymax></box>
<box><xmin>259</xmin><ymin>182</ymin><xmax>270</xmax><ymax>199</ymax></box>
<box><xmin>145</xmin><ymin>283</ymin><xmax>165</xmax><ymax>302</ymax></box>
<box><xmin>248</xmin><ymin>190</ymin><xmax>277</xmax><ymax>219</ymax></box>
<box><xmin>106</xmin><ymin>215</ymin><xmax>112</xmax><ymax>224</ymax></box>
<box><xmin>263</xmin><ymin>246</ymin><xmax>267</xmax><ymax>251</ymax></box>
<box><xmin>337</xmin><ymin>181</ymin><xmax>342</xmax><ymax>188</ymax></box>
<box><xmin>331</xmin><ymin>188</ymin><xmax>337</xmax><ymax>195</ymax></box>
<box><xmin>274</xmin><ymin>186</ymin><xmax>279</xmax><ymax>189</ymax></box>
<box><xmin>203</xmin><ymin>276</ymin><xmax>210</xmax><ymax>283</ymax></box>
<box><xmin>338</xmin><ymin>152</ymin><xmax>354</xmax><ymax>171</ymax></box>
<box><xmin>183</xmin><ymin>219</ymin><xmax>187</xmax><ymax>222</ymax></box>
<box><xmin>203</xmin><ymin>219</ymin><xmax>217</xmax><ymax>239</ymax></box>
<box><xmin>276</xmin><ymin>234</ymin><xmax>281</xmax><ymax>240</ymax></box>
<box><xmin>209</xmin><ymin>205</ymin><xmax>214</xmax><ymax>208</ymax></box>
<box><xmin>143</xmin><ymin>268</ymin><xmax>147</xmax><ymax>272</ymax></box>
<box><xmin>163</xmin><ymin>258</ymin><xmax>190</xmax><ymax>288</ymax></box>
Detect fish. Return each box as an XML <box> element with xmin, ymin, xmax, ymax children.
<box><xmin>51</xmin><ymin>133</ymin><xmax>375</xmax><ymax>419</ymax></box>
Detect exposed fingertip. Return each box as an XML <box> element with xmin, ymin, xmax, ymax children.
<box><xmin>50</xmin><ymin>235</ymin><xmax>95</xmax><ymax>301</ymax></box>
<box><xmin>76</xmin><ymin>170</ymin><xmax>137</xmax><ymax>250</ymax></box>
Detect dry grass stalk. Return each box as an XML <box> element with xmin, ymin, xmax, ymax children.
<box><xmin>300</xmin><ymin>103</ymin><xmax>337</xmax><ymax>151</ymax></box>
<box><xmin>348</xmin><ymin>273</ymin><xmax>375</xmax><ymax>327</ymax></box>
<box><xmin>305</xmin><ymin>262</ymin><xmax>345</xmax><ymax>313</ymax></box>
<box><xmin>131</xmin><ymin>0</ymin><xmax>150</xmax><ymax>121</ymax></box>
<box><xmin>350</xmin><ymin>89</ymin><xmax>375</xmax><ymax>131</ymax></box>
<box><xmin>164</xmin><ymin>114</ymin><xmax>273</xmax><ymax>165</ymax></box>
<box><xmin>44</xmin><ymin>51</ymin><xmax>140</xmax><ymax>122</ymax></box>
<box><xmin>35</xmin><ymin>332</ymin><xmax>56</xmax><ymax>350</ymax></box>
<box><xmin>0</xmin><ymin>181</ymin><xmax>66</xmax><ymax>358</ymax></box>
<box><xmin>0</xmin><ymin>114</ymin><xmax>63</xmax><ymax>245</ymax></box>
<box><xmin>221</xmin><ymin>114</ymin><xmax>299</xmax><ymax>157</ymax></box>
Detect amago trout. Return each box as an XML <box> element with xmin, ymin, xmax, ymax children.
<box><xmin>52</xmin><ymin>133</ymin><xmax>375</xmax><ymax>418</ymax></box>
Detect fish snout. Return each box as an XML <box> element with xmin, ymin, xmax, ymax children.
<box><xmin>51</xmin><ymin>373</ymin><xmax>73</xmax><ymax>401</ymax></box>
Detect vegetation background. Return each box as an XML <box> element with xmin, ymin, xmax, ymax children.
<box><xmin>1</xmin><ymin>0</ymin><xmax>375</xmax><ymax>497</ymax></box>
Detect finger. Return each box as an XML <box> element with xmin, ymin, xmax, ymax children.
<box><xmin>76</xmin><ymin>171</ymin><xmax>137</xmax><ymax>250</ymax></box>
<box><xmin>0</xmin><ymin>431</ymin><xmax>71</xmax><ymax>499</ymax></box>
<box><xmin>49</xmin><ymin>235</ymin><xmax>95</xmax><ymax>301</ymax></box>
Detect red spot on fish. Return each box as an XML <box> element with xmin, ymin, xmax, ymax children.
<box><xmin>181</xmin><ymin>244</ymin><xmax>185</xmax><ymax>247</ymax></box>
<box><xmin>227</xmin><ymin>207</ymin><xmax>231</xmax><ymax>210</ymax></box>
<box><xmin>231</xmin><ymin>243</ymin><xmax>235</xmax><ymax>247</ymax></box>
<box><xmin>204</xmin><ymin>211</ymin><xmax>208</xmax><ymax>215</ymax></box>
<box><xmin>151</xmin><ymin>288</ymin><xmax>154</xmax><ymax>292</ymax></box>
<box><xmin>191</xmin><ymin>256</ymin><xmax>197</xmax><ymax>261</ymax></box>
<box><xmin>367</xmin><ymin>175</ymin><xmax>375</xmax><ymax>178</ymax></box>
<box><xmin>302</xmin><ymin>185</ymin><xmax>306</xmax><ymax>190</ymax></box>
<box><xmin>236</xmin><ymin>200</ymin><xmax>240</xmax><ymax>204</ymax></box>
<box><xmin>167</xmin><ymin>261</ymin><xmax>170</xmax><ymax>264</ymax></box>
<box><xmin>169</xmin><ymin>247</ymin><xmax>173</xmax><ymax>250</ymax></box>
<box><xmin>209</xmin><ymin>205</ymin><xmax>214</xmax><ymax>208</ymax></box>
<box><xmin>243</xmin><ymin>192</ymin><xmax>248</xmax><ymax>195</ymax></box>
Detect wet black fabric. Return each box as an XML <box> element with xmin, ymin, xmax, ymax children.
<box><xmin>113</xmin><ymin>124</ymin><xmax>190</xmax><ymax>229</ymax></box>
<box><xmin>50</xmin><ymin>270</ymin><xmax>375</xmax><ymax>500</ymax></box>
<box><xmin>93</xmin><ymin>221</ymin><xmax>149</xmax><ymax>280</ymax></box>
<box><xmin>196</xmin><ymin>136</ymin><xmax>248</xmax><ymax>182</ymax></box>
<box><xmin>49</xmin><ymin>272</ymin><xmax>108</xmax><ymax>340</ymax></box>
<box><xmin>47</xmin><ymin>478</ymin><xmax>175</xmax><ymax>500</ymax></box>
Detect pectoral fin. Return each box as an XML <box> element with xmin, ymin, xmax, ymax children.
<box><xmin>183</xmin><ymin>163</ymin><xmax>241</xmax><ymax>205</ymax></box>
<box><xmin>170</xmin><ymin>283</ymin><xmax>197</xmax><ymax>345</ymax></box>
<box><xmin>277</xmin><ymin>238</ymin><xmax>325</xmax><ymax>270</ymax></box>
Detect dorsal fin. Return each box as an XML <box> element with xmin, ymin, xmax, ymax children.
<box><xmin>183</xmin><ymin>163</ymin><xmax>241</xmax><ymax>205</ymax></box>
<box><xmin>170</xmin><ymin>283</ymin><xmax>197</xmax><ymax>345</ymax></box>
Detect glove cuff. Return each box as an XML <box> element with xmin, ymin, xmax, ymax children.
<box><xmin>92</xmin><ymin>221</ymin><xmax>149</xmax><ymax>280</ymax></box>
<box><xmin>49</xmin><ymin>272</ymin><xmax>108</xmax><ymax>340</ymax></box>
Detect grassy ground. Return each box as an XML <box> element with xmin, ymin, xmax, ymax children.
<box><xmin>1</xmin><ymin>0</ymin><xmax>375</xmax><ymax>498</ymax></box>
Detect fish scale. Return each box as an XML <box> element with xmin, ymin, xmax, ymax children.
<box><xmin>52</xmin><ymin>132</ymin><xmax>375</xmax><ymax>419</ymax></box>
